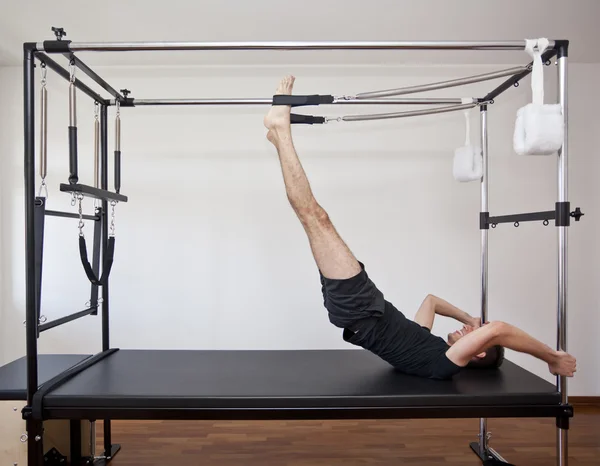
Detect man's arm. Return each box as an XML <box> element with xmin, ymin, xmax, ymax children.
<box><xmin>414</xmin><ymin>294</ymin><xmax>479</xmax><ymax>330</ymax></box>
<box><xmin>445</xmin><ymin>320</ymin><xmax>577</xmax><ymax>377</ymax></box>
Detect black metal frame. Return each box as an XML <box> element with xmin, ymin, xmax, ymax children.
<box><xmin>21</xmin><ymin>34</ymin><xmax>573</xmax><ymax>466</ymax></box>
<box><xmin>41</xmin><ymin>403</ymin><xmax>571</xmax><ymax>422</ymax></box>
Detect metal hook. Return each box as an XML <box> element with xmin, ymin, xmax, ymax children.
<box><xmin>68</xmin><ymin>60</ymin><xmax>76</xmax><ymax>83</ymax></box>
<box><xmin>37</xmin><ymin>180</ymin><xmax>48</xmax><ymax>199</ymax></box>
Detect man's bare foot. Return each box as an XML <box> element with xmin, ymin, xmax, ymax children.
<box><xmin>548</xmin><ymin>351</ymin><xmax>577</xmax><ymax>377</ymax></box>
<box><xmin>264</xmin><ymin>75</ymin><xmax>295</xmax><ymax>145</ymax></box>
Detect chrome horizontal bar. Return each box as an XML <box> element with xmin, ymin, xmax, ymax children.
<box><xmin>125</xmin><ymin>97</ymin><xmax>467</xmax><ymax>106</ymax></box>
<box><xmin>341</xmin><ymin>102</ymin><xmax>477</xmax><ymax>122</ymax></box>
<box><xmin>356</xmin><ymin>66</ymin><xmax>527</xmax><ymax>99</ymax></box>
<box><xmin>36</xmin><ymin>40</ymin><xmax>548</xmax><ymax>53</ymax></box>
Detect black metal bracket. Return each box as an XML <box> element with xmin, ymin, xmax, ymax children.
<box><xmin>22</xmin><ymin>405</ymin><xmax>33</xmax><ymax>420</ymax></box>
<box><xmin>484</xmin><ymin>210</ymin><xmax>555</xmax><ymax>229</ymax></box>
<box><xmin>43</xmin><ymin>447</ymin><xmax>68</xmax><ymax>466</ymax></box>
<box><xmin>51</xmin><ymin>27</ymin><xmax>66</xmax><ymax>40</ymax></box>
<box><xmin>60</xmin><ymin>183</ymin><xmax>128</xmax><ymax>203</ymax></box>
<box><xmin>469</xmin><ymin>442</ymin><xmax>514</xmax><ymax>465</ymax></box>
<box><xmin>118</xmin><ymin>89</ymin><xmax>135</xmax><ymax>107</ymax></box>
<box><xmin>481</xmin><ymin>204</ymin><xmax>584</xmax><ymax>230</ymax></box>
<box><xmin>556</xmin><ymin>403</ymin><xmax>574</xmax><ymax>430</ymax></box>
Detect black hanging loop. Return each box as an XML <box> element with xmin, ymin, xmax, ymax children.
<box><xmin>513</xmin><ymin>81</ymin><xmax>520</xmax><ymax>88</ymax></box>
<box><xmin>79</xmin><ymin>235</ymin><xmax>115</xmax><ymax>286</ymax></box>
<box><xmin>491</xmin><ymin>223</ymin><xmax>497</xmax><ymax>229</ymax></box>
<box><xmin>76</xmin><ymin>194</ymin><xmax>116</xmax><ymax>286</ymax></box>
<box><xmin>514</xmin><ymin>221</ymin><xmax>520</xmax><ymax>227</ymax></box>
<box><xmin>543</xmin><ymin>219</ymin><xmax>549</xmax><ymax>226</ymax></box>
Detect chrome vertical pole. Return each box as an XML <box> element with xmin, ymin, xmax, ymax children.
<box><xmin>479</xmin><ymin>105</ymin><xmax>489</xmax><ymax>456</ymax></box>
<box><xmin>556</xmin><ymin>42</ymin><xmax>569</xmax><ymax>466</ymax></box>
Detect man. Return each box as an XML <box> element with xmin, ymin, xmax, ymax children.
<box><xmin>264</xmin><ymin>76</ymin><xmax>577</xmax><ymax>380</ymax></box>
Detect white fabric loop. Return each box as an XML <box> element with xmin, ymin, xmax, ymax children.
<box><xmin>525</xmin><ymin>38</ymin><xmax>550</xmax><ymax>105</ymax></box>
<box><xmin>513</xmin><ymin>38</ymin><xmax>563</xmax><ymax>156</ymax></box>
<box><xmin>461</xmin><ymin>98</ymin><xmax>472</xmax><ymax>146</ymax></box>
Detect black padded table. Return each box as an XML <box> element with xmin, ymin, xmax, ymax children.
<box><xmin>33</xmin><ymin>349</ymin><xmax>562</xmax><ymax>421</ymax></box>
<box><xmin>0</xmin><ymin>354</ymin><xmax>91</xmax><ymax>400</ymax></box>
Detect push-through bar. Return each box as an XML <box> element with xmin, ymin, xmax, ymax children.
<box><xmin>36</xmin><ymin>40</ymin><xmax>556</xmax><ymax>53</ymax></box>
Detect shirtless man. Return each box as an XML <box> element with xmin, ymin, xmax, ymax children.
<box><xmin>264</xmin><ymin>76</ymin><xmax>577</xmax><ymax>380</ymax></box>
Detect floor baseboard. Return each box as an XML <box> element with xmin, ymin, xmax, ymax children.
<box><xmin>570</xmin><ymin>396</ymin><xmax>600</xmax><ymax>407</ymax></box>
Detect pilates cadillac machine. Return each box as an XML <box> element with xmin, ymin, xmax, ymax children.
<box><xmin>0</xmin><ymin>28</ymin><xmax>585</xmax><ymax>466</ymax></box>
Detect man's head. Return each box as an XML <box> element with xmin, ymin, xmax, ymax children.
<box><xmin>447</xmin><ymin>325</ymin><xmax>505</xmax><ymax>369</ymax></box>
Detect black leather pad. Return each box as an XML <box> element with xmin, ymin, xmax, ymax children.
<box><xmin>0</xmin><ymin>354</ymin><xmax>91</xmax><ymax>400</ymax></box>
<box><xmin>44</xmin><ymin>350</ymin><xmax>559</xmax><ymax>410</ymax></box>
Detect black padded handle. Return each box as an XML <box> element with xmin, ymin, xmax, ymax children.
<box><xmin>114</xmin><ymin>150</ymin><xmax>121</xmax><ymax>194</ymax></box>
<box><xmin>79</xmin><ymin>235</ymin><xmax>115</xmax><ymax>286</ymax></box>
<box><xmin>273</xmin><ymin>94</ymin><xmax>334</xmax><ymax>107</ymax></box>
<box><xmin>68</xmin><ymin>126</ymin><xmax>78</xmax><ymax>184</ymax></box>
<box><xmin>290</xmin><ymin>114</ymin><xmax>326</xmax><ymax>125</ymax></box>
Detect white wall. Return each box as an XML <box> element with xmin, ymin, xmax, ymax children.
<box><xmin>0</xmin><ymin>62</ymin><xmax>598</xmax><ymax>395</ymax></box>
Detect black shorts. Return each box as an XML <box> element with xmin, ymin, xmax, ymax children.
<box><xmin>319</xmin><ymin>262</ymin><xmax>462</xmax><ymax>380</ymax></box>
<box><xmin>319</xmin><ymin>262</ymin><xmax>385</xmax><ymax>335</ymax></box>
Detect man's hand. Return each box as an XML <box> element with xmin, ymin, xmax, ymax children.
<box><xmin>468</xmin><ymin>316</ymin><xmax>482</xmax><ymax>328</ymax></box>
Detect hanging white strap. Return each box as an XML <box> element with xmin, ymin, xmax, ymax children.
<box><xmin>461</xmin><ymin>97</ymin><xmax>472</xmax><ymax>146</ymax></box>
<box><xmin>525</xmin><ymin>38</ymin><xmax>550</xmax><ymax>105</ymax></box>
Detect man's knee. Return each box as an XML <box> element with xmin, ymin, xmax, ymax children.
<box><xmin>296</xmin><ymin>204</ymin><xmax>331</xmax><ymax>228</ymax></box>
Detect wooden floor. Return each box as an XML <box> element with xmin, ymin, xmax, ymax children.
<box><xmin>100</xmin><ymin>408</ymin><xmax>600</xmax><ymax>466</ymax></box>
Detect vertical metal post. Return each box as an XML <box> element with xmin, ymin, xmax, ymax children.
<box><xmin>24</xmin><ymin>43</ymin><xmax>44</xmax><ymax>466</ymax></box>
<box><xmin>479</xmin><ymin>105</ymin><xmax>489</xmax><ymax>456</ymax></box>
<box><xmin>100</xmin><ymin>104</ymin><xmax>109</xmax><ymax>350</ymax></box>
<box><xmin>70</xmin><ymin>420</ymin><xmax>82</xmax><ymax>465</ymax></box>
<box><xmin>100</xmin><ymin>104</ymin><xmax>113</xmax><ymax>456</ymax></box>
<box><xmin>556</xmin><ymin>42</ymin><xmax>569</xmax><ymax>466</ymax></box>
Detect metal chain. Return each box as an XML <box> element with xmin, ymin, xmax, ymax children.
<box><xmin>109</xmin><ymin>200</ymin><xmax>117</xmax><ymax>237</ymax></box>
<box><xmin>116</xmin><ymin>99</ymin><xmax>121</xmax><ymax>117</ymax></box>
<box><xmin>71</xmin><ymin>192</ymin><xmax>77</xmax><ymax>206</ymax></box>
<box><xmin>77</xmin><ymin>194</ymin><xmax>85</xmax><ymax>237</ymax></box>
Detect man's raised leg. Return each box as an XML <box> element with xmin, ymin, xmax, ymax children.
<box><xmin>264</xmin><ymin>76</ymin><xmax>361</xmax><ymax>280</ymax></box>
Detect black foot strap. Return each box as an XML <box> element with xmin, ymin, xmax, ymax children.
<box><xmin>291</xmin><ymin>114</ymin><xmax>326</xmax><ymax>125</ymax></box>
<box><xmin>79</xmin><ymin>236</ymin><xmax>115</xmax><ymax>286</ymax></box>
<box><xmin>273</xmin><ymin>94</ymin><xmax>334</xmax><ymax>107</ymax></box>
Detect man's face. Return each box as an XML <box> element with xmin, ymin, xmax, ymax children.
<box><xmin>447</xmin><ymin>325</ymin><xmax>476</xmax><ymax>345</ymax></box>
